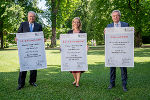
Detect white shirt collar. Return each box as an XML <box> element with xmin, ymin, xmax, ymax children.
<box><xmin>114</xmin><ymin>21</ymin><xmax>121</xmax><ymax>27</ymax></box>
<box><xmin>29</xmin><ymin>22</ymin><xmax>34</xmax><ymax>28</ymax></box>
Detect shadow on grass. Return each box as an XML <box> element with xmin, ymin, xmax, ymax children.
<box><xmin>0</xmin><ymin>48</ymin><xmax>18</xmax><ymax>51</ymax></box>
<box><xmin>46</xmin><ymin>51</ymin><xmax>61</xmax><ymax>54</ymax></box>
<box><xmin>0</xmin><ymin>47</ymin><xmax>150</xmax><ymax>99</ymax></box>
<box><xmin>0</xmin><ymin>61</ymin><xmax>150</xmax><ymax>99</ymax></box>
<box><xmin>134</xmin><ymin>48</ymin><xmax>150</xmax><ymax>57</ymax></box>
<box><xmin>88</xmin><ymin>49</ymin><xmax>104</xmax><ymax>55</ymax></box>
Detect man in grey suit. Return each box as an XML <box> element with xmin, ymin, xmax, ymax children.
<box><xmin>17</xmin><ymin>11</ymin><xmax>42</xmax><ymax>90</ymax></box>
<box><xmin>106</xmin><ymin>10</ymin><xmax>129</xmax><ymax>92</ymax></box>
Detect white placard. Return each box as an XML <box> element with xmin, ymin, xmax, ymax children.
<box><xmin>16</xmin><ymin>32</ymin><xmax>47</xmax><ymax>71</ymax></box>
<box><xmin>105</xmin><ymin>27</ymin><xmax>134</xmax><ymax>67</ymax></box>
<box><xmin>60</xmin><ymin>33</ymin><xmax>88</xmax><ymax>71</ymax></box>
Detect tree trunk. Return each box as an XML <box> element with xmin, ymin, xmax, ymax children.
<box><xmin>134</xmin><ymin>31</ymin><xmax>142</xmax><ymax>47</ymax></box>
<box><xmin>0</xmin><ymin>22</ymin><xmax>4</xmax><ymax>49</ymax></box>
<box><xmin>50</xmin><ymin>0</ymin><xmax>60</xmax><ymax>48</ymax></box>
<box><xmin>134</xmin><ymin>0</ymin><xmax>142</xmax><ymax>47</ymax></box>
<box><xmin>0</xmin><ymin>32</ymin><xmax>4</xmax><ymax>49</ymax></box>
<box><xmin>128</xmin><ymin>0</ymin><xmax>143</xmax><ymax>47</ymax></box>
<box><xmin>50</xmin><ymin>25</ymin><xmax>56</xmax><ymax>48</ymax></box>
<box><xmin>50</xmin><ymin>0</ymin><xmax>57</xmax><ymax>48</ymax></box>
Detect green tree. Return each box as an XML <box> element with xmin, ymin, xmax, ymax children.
<box><xmin>45</xmin><ymin>0</ymin><xmax>83</xmax><ymax>48</ymax></box>
<box><xmin>17</xmin><ymin>0</ymin><xmax>40</xmax><ymax>15</ymax></box>
<box><xmin>2</xmin><ymin>3</ymin><xmax>25</xmax><ymax>45</ymax></box>
<box><xmin>0</xmin><ymin>0</ymin><xmax>7</xmax><ymax>49</ymax></box>
<box><xmin>86</xmin><ymin>0</ymin><xmax>111</xmax><ymax>45</ymax></box>
<box><xmin>0</xmin><ymin>1</ymin><xmax>24</xmax><ymax>49</ymax></box>
<box><xmin>87</xmin><ymin>0</ymin><xmax>150</xmax><ymax>46</ymax></box>
<box><xmin>113</xmin><ymin>0</ymin><xmax>150</xmax><ymax>47</ymax></box>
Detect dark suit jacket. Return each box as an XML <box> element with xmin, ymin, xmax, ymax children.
<box><xmin>67</xmin><ymin>30</ymin><xmax>85</xmax><ymax>34</ymax></box>
<box><xmin>107</xmin><ymin>21</ymin><xmax>129</xmax><ymax>27</ymax></box>
<box><xmin>18</xmin><ymin>21</ymin><xmax>42</xmax><ymax>33</ymax></box>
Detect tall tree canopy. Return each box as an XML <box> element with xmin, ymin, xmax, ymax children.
<box><xmin>0</xmin><ymin>0</ymin><xmax>42</xmax><ymax>49</ymax></box>
<box><xmin>0</xmin><ymin>1</ymin><xmax>25</xmax><ymax>49</ymax></box>
<box><xmin>87</xmin><ymin>0</ymin><xmax>150</xmax><ymax>47</ymax></box>
<box><xmin>45</xmin><ymin>0</ymin><xmax>85</xmax><ymax>47</ymax></box>
<box><xmin>1</xmin><ymin>0</ymin><xmax>149</xmax><ymax>48</ymax></box>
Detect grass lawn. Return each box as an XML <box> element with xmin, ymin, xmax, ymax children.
<box><xmin>0</xmin><ymin>47</ymin><xmax>150</xmax><ymax>100</ymax></box>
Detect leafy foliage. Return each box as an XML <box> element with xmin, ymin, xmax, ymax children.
<box><xmin>1</xmin><ymin>0</ymin><xmax>150</xmax><ymax>48</ymax></box>
<box><xmin>87</xmin><ymin>0</ymin><xmax>150</xmax><ymax>46</ymax></box>
<box><xmin>0</xmin><ymin>0</ymin><xmax>42</xmax><ymax>48</ymax></box>
<box><xmin>2</xmin><ymin>3</ymin><xmax>25</xmax><ymax>33</ymax></box>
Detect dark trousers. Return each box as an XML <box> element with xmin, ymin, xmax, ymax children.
<box><xmin>18</xmin><ymin>70</ymin><xmax>37</xmax><ymax>86</ymax></box>
<box><xmin>110</xmin><ymin>67</ymin><xmax>127</xmax><ymax>86</ymax></box>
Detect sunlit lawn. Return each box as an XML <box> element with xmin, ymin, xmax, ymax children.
<box><xmin>0</xmin><ymin>47</ymin><xmax>150</xmax><ymax>100</ymax></box>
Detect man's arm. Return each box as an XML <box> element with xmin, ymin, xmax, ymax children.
<box><xmin>107</xmin><ymin>23</ymin><xmax>113</xmax><ymax>28</ymax></box>
<box><xmin>15</xmin><ymin>22</ymin><xmax>23</xmax><ymax>42</ymax></box>
<box><xmin>18</xmin><ymin>22</ymin><xmax>23</xmax><ymax>33</ymax></box>
<box><xmin>39</xmin><ymin>24</ymin><xmax>43</xmax><ymax>31</ymax></box>
<box><xmin>124</xmin><ymin>22</ymin><xmax>129</xmax><ymax>27</ymax></box>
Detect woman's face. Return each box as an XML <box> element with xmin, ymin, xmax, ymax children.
<box><xmin>72</xmin><ymin>19</ymin><xmax>80</xmax><ymax>29</ymax></box>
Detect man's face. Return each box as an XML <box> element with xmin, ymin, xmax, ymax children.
<box><xmin>28</xmin><ymin>13</ymin><xmax>35</xmax><ymax>23</ymax></box>
<box><xmin>112</xmin><ymin>12</ymin><xmax>120</xmax><ymax>23</ymax></box>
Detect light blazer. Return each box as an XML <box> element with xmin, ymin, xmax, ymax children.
<box><xmin>18</xmin><ymin>21</ymin><xmax>42</xmax><ymax>33</ymax></box>
<box><xmin>107</xmin><ymin>21</ymin><xmax>129</xmax><ymax>27</ymax></box>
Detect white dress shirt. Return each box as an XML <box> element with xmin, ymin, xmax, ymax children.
<box><xmin>114</xmin><ymin>21</ymin><xmax>121</xmax><ymax>27</ymax></box>
<box><xmin>29</xmin><ymin>22</ymin><xmax>34</xmax><ymax>31</ymax></box>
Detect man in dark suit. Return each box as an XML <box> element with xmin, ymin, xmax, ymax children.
<box><xmin>106</xmin><ymin>10</ymin><xmax>129</xmax><ymax>92</ymax></box>
<box><xmin>17</xmin><ymin>11</ymin><xmax>42</xmax><ymax>90</ymax></box>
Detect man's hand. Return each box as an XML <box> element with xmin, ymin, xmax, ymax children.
<box><xmin>104</xmin><ymin>28</ymin><xmax>106</xmax><ymax>34</ymax></box>
<box><xmin>86</xmin><ymin>45</ymin><xmax>89</xmax><ymax>51</ymax></box>
<box><xmin>44</xmin><ymin>38</ymin><xmax>46</xmax><ymax>42</ymax></box>
<box><xmin>15</xmin><ymin>37</ymin><xmax>17</xmax><ymax>42</ymax></box>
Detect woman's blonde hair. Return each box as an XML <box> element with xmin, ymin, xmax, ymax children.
<box><xmin>72</xmin><ymin>17</ymin><xmax>82</xmax><ymax>30</ymax></box>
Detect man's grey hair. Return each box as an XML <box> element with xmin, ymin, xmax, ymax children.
<box><xmin>111</xmin><ymin>10</ymin><xmax>121</xmax><ymax>16</ymax></box>
<box><xmin>28</xmin><ymin>11</ymin><xmax>36</xmax><ymax>16</ymax></box>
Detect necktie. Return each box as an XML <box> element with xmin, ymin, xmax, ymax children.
<box><xmin>116</xmin><ymin>23</ymin><xmax>118</xmax><ymax>27</ymax></box>
<box><xmin>30</xmin><ymin>24</ymin><xmax>33</xmax><ymax>32</ymax></box>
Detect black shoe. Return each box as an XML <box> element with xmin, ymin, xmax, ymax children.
<box><xmin>76</xmin><ymin>85</ymin><xmax>80</xmax><ymax>88</ymax></box>
<box><xmin>30</xmin><ymin>83</ymin><xmax>37</xmax><ymax>87</ymax></box>
<box><xmin>17</xmin><ymin>85</ymin><xmax>24</xmax><ymax>90</ymax></box>
<box><xmin>108</xmin><ymin>84</ymin><xmax>115</xmax><ymax>89</ymax></box>
<box><xmin>72</xmin><ymin>82</ymin><xmax>76</xmax><ymax>85</ymax></box>
<box><xmin>123</xmin><ymin>86</ymin><xmax>128</xmax><ymax>92</ymax></box>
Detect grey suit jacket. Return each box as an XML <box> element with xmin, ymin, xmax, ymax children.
<box><xmin>107</xmin><ymin>21</ymin><xmax>129</xmax><ymax>27</ymax></box>
<box><xmin>18</xmin><ymin>21</ymin><xmax>42</xmax><ymax>33</ymax></box>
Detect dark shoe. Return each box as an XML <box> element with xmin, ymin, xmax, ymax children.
<box><xmin>30</xmin><ymin>83</ymin><xmax>37</xmax><ymax>87</ymax></box>
<box><xmin>123</xmin><ymin>86</ymin><xmax>128</xmax><ymax>92</ymax></box>
<box><xmin>17</xmin><ymin>85</ymin><xmax>24</xmax><ymax>90</ymax></box>
<box><xmin>76</xmin><ymin>85</ymin><xmax>79</xmax><ymax>88</ymax></box>
<box><xmin>108</xmin><ymin>84</ymin><xmax>115</xmax><ymax>89</ymax></box>
<box><xmin>72</xmin><ymin>81</ymin><xmax>76</xmax><ymax>85</ymax></box>
<box><xmin>76</xmin><ymin>83</ymin><xmax>79</xmax><ymax>87</ymax></box>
